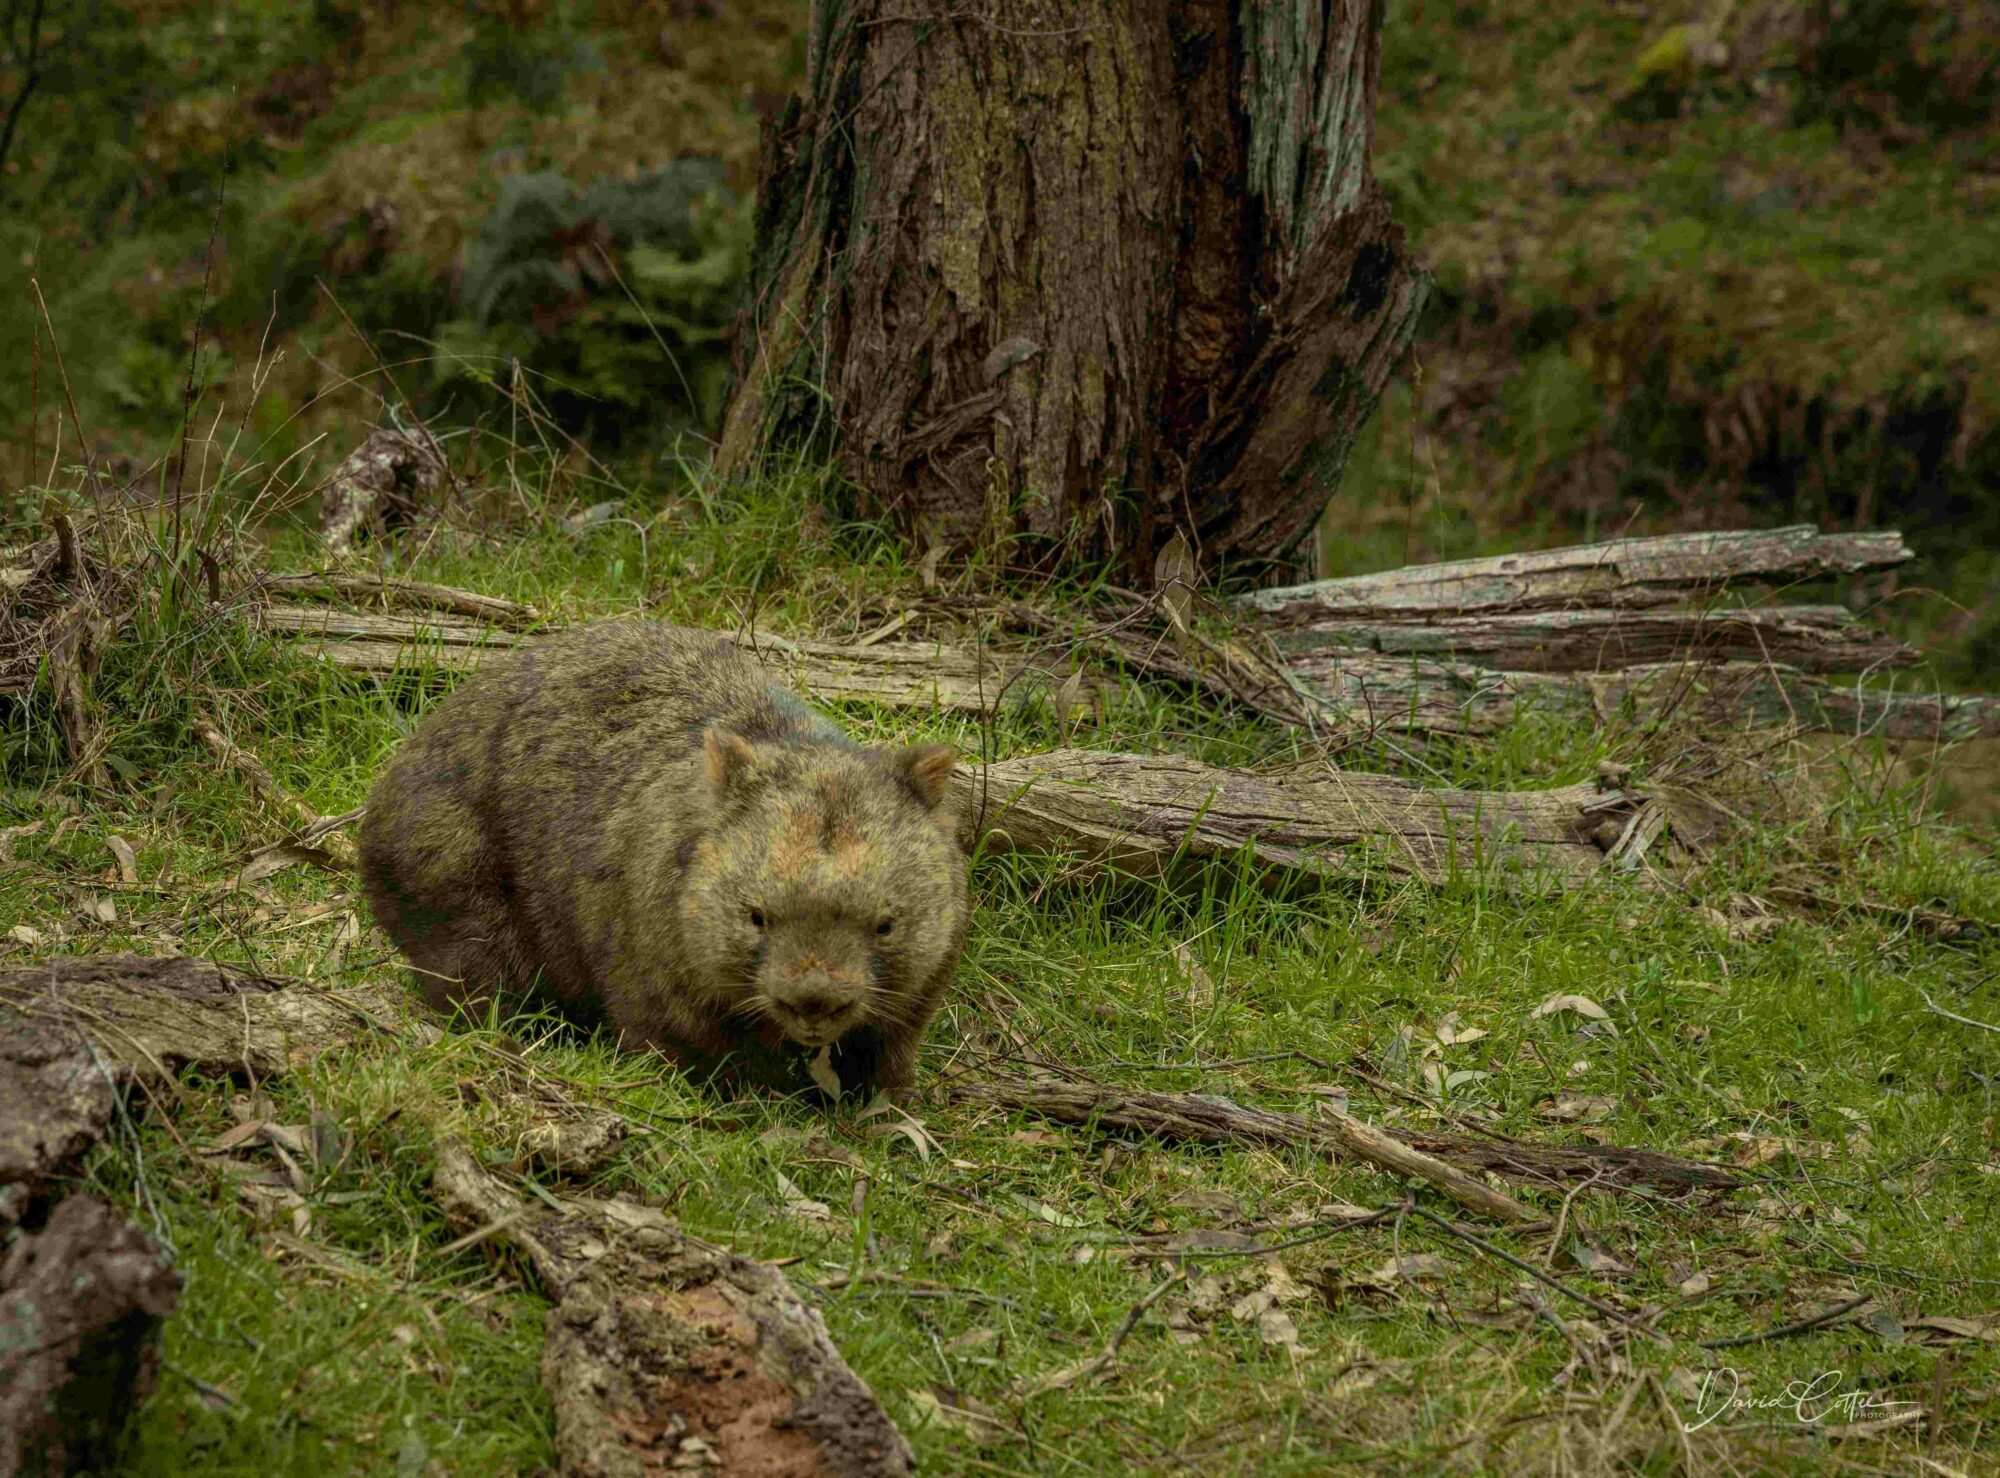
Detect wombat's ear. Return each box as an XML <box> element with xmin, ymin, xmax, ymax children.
<box><xmin>891</xmin><ymin>744</ymin><xmax>959</xmax><ymax>811</ymax></box>
<box><xmin>703</xmin><ymin>727</ymin><xmax>759</xmax><ymax>793</ymax></box>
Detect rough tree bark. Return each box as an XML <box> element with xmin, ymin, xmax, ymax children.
<box><xmin>718</xmin><ymin>0</ymin><xmax>1425</xmax><ymax>581</ymax></box>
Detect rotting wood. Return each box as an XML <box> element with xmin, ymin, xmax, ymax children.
<box><xmin>0</xmin><ymin>1193</ymin><xmax>181</xmax><ymax>1477</ymax></box>
<box><xmin>1277</xmin><ymin>653</ymin><xmax>2000</xmax><ymax>742</ymax></box>
<box><xmin>317</xmin><ymin>427</ymin><xmax>447</xmax><ymax>555</ymax></box>
<box><xmin>253</xmin><ymin>603</ymin><xmax>1045</xmax><ymax>715</ymax></box>
<box><xmin>258</xmin><ymin>572</ymin><xmax>540</xmax><ymax>630</ymax></box>
<box><xmin>1270</xmin><ymin>604</ymin><xmax>1915</xmax><ymax>675</ymax></box>
<box><xmin>948</xmin><ymin>1077</ymin><xmax>1738</xmax><ymax>1202</ymax></box>
<box><xmin>0</xmin><ymin>954</ymin><xmax>414</xmax><ymax>1217</ymax></box>
<box><xmin>950</xmin><ymin>747</ymin><xmax>1634</xmax><ymax>885</ymax></box>
<box><xmin>433</xmin><ymin>1143</ymin><xmax>915</xmax><ymax>1478</ymax></box>
<box><xmin>1240</xmin><ymin>526</ymin><xmax>1912</xmax><ymax>622</ymax></box>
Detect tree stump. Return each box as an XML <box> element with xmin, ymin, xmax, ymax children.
<box><xmin>719</xmin><ymin>0</ymin><xmax>1426</xmax><ymax>581</ymax></box>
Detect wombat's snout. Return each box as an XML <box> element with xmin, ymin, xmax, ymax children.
<box><xmin>764</xmin><ymin>957</ymin><xmax>865</xmax><ymax>1046</ymax></box>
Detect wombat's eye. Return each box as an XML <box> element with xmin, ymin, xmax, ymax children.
<box><xmin>875</xmin><ymin>918</ymin><xmax>893</xmax><ymax>937</ymax></box>
<box><xmin>749</xmin><ymin>908</ymin><xmax>766</xmax><ymax>930</ymax></box>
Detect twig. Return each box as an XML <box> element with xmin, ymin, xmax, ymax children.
<box><xmin>1024</xmin><ymin>1268</ymin><xmax>1186</xmax><ymax>1396</ymax></box>
<box><xmin>1921</xmin><ymin>991</ymin><xmax>2000</xmax><ymax>1036</ymax></box>
<box><xmin>1699</xmin><ymin>1293</ymin><xmax>1873</xmax><ymax>1351</ymax></box>
<box><xmin>1404</xmin><ymin>1207</ymin><xmax>1652</xmax><ymax>1334</ymax></box>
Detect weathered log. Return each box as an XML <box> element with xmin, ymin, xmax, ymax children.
<box><xmin>0</xmin><ymin>1194</ymin><xmax>181</xmax><ymax>1477</ymax></box>
<box><xmin>1241</xmin><ymin>527</ymin><xmax>1912</xmax><ymax>622</ymax></box>
<box><xmin>253</xmin><ymin>604</ymin><xmax>1041</xmax><ymax>715</ymax></box>
<box><xmin>433</xmin><ymin>1143</ymin><xmax>914</xmax><ymax>1478</ymax></box>
<box><xmin>1271</xmin><ymin>604</ymin><xmax>1916</xmax><ymax>675</ymax></box>
<box><xmin>949</xmin><ymin>1077</ymin><xmax>1739</xmax><ymax>1198</ymax></box>
<box><xmin>951</xmin><ymin>747</ymin><xmax>1632</xmax><ymax>884</ymax></box>
<box><xmin>1279</xmin><ymin>654</ymin><xmax>2000</xmax><ymax>742</ymax></box>
<box><xmin>0</xmin><ymin>954</ymin><xmax>413</xmax><ymax>1216</ymax></box>
<box><xmin>258</xmin><ymin>572</ymin><xmax>540</xmax><ymax>630</ymax></box>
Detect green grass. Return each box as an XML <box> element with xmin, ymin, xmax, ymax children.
<box><xmin>5</xmin><ymin>445</ymin><xmax>1999</xmax><ymax>1474</ymax></box>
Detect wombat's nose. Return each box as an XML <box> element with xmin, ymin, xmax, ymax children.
<box><xmin>787</xmin><ymin>987</ymin><xmax>843</xmax><ymax>1021</ymax></box>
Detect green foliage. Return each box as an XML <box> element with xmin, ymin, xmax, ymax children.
<box><xmin>435</xmin><ymin>162</ymin><xmax>748</xmax><ymax>450</ymax></box>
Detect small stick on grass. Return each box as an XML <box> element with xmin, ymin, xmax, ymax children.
<box><xmin>193</xmin><ymin>713</ymin><xmax>358</xmax><ymax>869</ymax></box>
<box><xmin>1404</xmin><ymin>1207</ymin><xmax>1654</xmax><ymax>1335</ymax></box>
<box><xmin>1921</xmin><ymin>991</ymin><xmax>2000</xmax><ymax>1036</ymax></box>
<box><xmin>1699</xmin><ymin>1293</ymin><xmax>1873</xmax><ymax>1351</ymax></box>
<box><xmin>1025</xmin><ymin>1268</ymin><xmax>1187</xmax><ymax>1396</ymax></box>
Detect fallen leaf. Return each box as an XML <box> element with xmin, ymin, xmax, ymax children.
<box><xmin>1678</xmin><ymin>1270</ymin><xmax>1712</xmax><ymax>1297</ymax></box>
<box><xmin>1534</xmin><ymin>1094</ymin><xmax>1617</xmax><ymax>1123</ymax></box>
<box><xmin>1255</xmin><ymin>1308</ymin><xmax>1303</xmax><ymax>1350</ymax></box>
<box><xmin>1530</xmin><ymin>993</ymin><xmax>1617</xmax><ymax>1035</ymax></box>
<box><xmin>907</xmin><ymin>1383</ymin><xmax>1010</xmax><ymax>1441</ymax></box>
<box><xmin>231</xmin><ymin>842</ymin><xmax>336</xmax><ymax>890</ymax></box>
<box><xmin>1051</xmin><ymin>669</ymin><xmax>1085</xmax><ymax>743</ymax></box>
<box><xmin>806</xmin><ymin>1045</ymin><xmax>842</xmax><ymax>1101</ymax></box>
<box><xmin>1154</xmin><ymin>533</ymin><xmax>1197</xmax><ymax>632</ymax></box>
<box><xmin>774</xmin><ymin>1171</ymin><xmax>831</xmax><ymax>1223</ymax></box>
<box><xmin>1166</xmin><ymin>1188</ymin><xmax>1243</xmax><ymax>1220</ymax></box>
<box><xmin>6</xmin><ymin>923</ymin><xmax>45</xmax><ymax>948</ymax></box>
<box><xmin>860</xmin><ymin>1102</ymin><xmax>940</xmax><ymax>1163</ymax></box>
<box><xmin>1008</xmin><ymin>1129</ymin><xmax>1066</xmax><ymax>1148</ymax></box>
<box><xmin>0</xmin><ymin>820</ymin><xmax>44</xmax><ymax>868</ymax></box>
<box><xmin>80</xmin><ymin>893</ymin><xmax>116</xmax><ymax>926</ymax></box>
<box><xmin>1010</xmin><ymin>1194</ymin><xmax>1087</xmax><ymax>1229</ymax></box>
<box><xmin>1434</xmin><ymin>1011</ymin><xmax>1489</xmax><ymax>1047</ymax></box>
<box><xmin>106</xmin><ymin>834</ymin><xmax>138</xmax><ymax>884</ymax></box>
<box><xmin>1172</xmin><ymin>942</ymin><xmax>1216</xmax><ymax>1015</ymax></box>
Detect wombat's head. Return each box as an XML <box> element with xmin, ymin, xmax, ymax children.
<box><xmin>679</xmin><ymin>727</ymin><xmax>968</xmax><ymax>1051</ymax></box>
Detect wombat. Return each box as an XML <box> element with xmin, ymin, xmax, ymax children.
<box><xmin>357</xmin><ymin>622</ymin><xmax>969</xmax><ymax>1097</ymax></box>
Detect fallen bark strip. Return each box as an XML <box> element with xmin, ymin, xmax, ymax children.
<box><xmin>317</xmin><ymin>427</ymin><xmax>447</xmax><ymax>555</ymax></box>
<box><xmin>0</xmin><ymin>1194</ymin><xmax>181</xmax><ymax>1478</ymax></box>
<box><xmin>253</xmin><ymin>604</ymin><xmax>1039</xmax><ymax>715</ymax></box>
<box><xmin>949</xmin><ymin>1077</ymin><xmax>1738</xmax><ymax>1201</ymax></box>
<box><xmin>433</xmin><ymin>1143</ymin><xmax>915</xmax><ymax>1478</ymax></box>
<box><xmin>0</xmin><ymin>954</ymin><xmax>414</xmax><ymax>1216</ymax></box>
<box><xmin>1270</xmin><ymin>604</ymin><xmax>1916</xmax><ymax>675</ymax></box>
<box><xmin>1240</xmin><ymin>526</ymin><xmax>1911</xmax><ymax>622</ymax></box>
<box><xmin>1281</xmin><ymin>653</ymin><xmax>2000</xmax><ymax>742</ymax></box>
<box><xmin>950</xmin><ymin>747</ymin><xmax>1634</xmax><ymax>884</ymax></box>
<box><xmin>258</xmin><ymin>572</ymin><xmax>541</xmax><ymax>629</ymax></box>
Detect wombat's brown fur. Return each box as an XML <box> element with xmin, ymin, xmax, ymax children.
<box><xmin>357</xmin><ymin>622</ymin><xmax>968</xmax><ymax>1096</ymax></box>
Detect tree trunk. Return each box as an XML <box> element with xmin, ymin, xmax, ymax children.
<box><xmin>718</xmin><ymin>0</ymin><xmax>1426</xmax><ymax>582</ymax></box>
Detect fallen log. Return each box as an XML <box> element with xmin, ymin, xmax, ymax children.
<box><xmin>252</xmin><ymin>604</ymin><xmax>1038</xmax><ymax>715</ymax></box>
<box><xmin>1270</xmin><ymin>604</ymin><xmax>1916</xmax><ymax>675</ymax></box>
<box><xmin>1241</xmin><ymin>526</ymin><xmax>1911</xmax><ymax>623</ymax></box>
<box><xmin>258</xmin><ymin>572</ymin><xmax>541</xmax><ymax>629</ymax></box>
<box><xmin>950</xmin><ymin>747</ymin><xmax>1633</xmax><ymax>884</ymax></box>
<box><xmin>0</xmin><ymin>1195</ymin><xmax>181</xmax><ymax>1477</ymax></box>
<box><xmin>433</xmin><ymin>1143</ymin><xmax>914</xmax><ymax>1478</ymax></box>
<box><xmin>0</xmin><ymin>954</ymin><xmax>414</xmax><ymax>1217</ymax></box>
<box><xmin>949</xmin><ymin>1077</ymin><xmax>1738</xmax><ymax>1200</ymax></box>
<box><xmin>1280</xmin><ymin>654</ymin><xmax>2000</xmax><ymax>742</ymax></box>
<box><xmin>317</xmin><ymin>427</ymin><xmax>447</xmax><ymax>554</ymax></box>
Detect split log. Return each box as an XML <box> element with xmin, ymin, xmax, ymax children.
<box><xmin>253</xmin><ymin>604</ymin><xmax>1041</xmax><ymax>715</ymax></box>
<box><xmin>949</xmin><ymin>1077</ymin><xmax>1738</xmax><ymax>1201</ymax></box>
<box><xmin>258</xmin><ymin>572</ymin><xmax>540</xmax><ymax>630</ymax></box>
<box><xmin>433</xmin><ymin>1143</ymin><xmax>914</xmax><ymax>1478</ymax></box>
<box><xmin>317</xmin><ymin>427</ymin><xmax>447</xmax><ymax>554</ymax></box>
<box><xmin>0</xmin><ymin>1194</ymin><xmax>181</xmax><ymax>1477</ymax></box>
<box><xmin>0</xmin><ymin>954</ymin><xmax>413</xmax><ymax>1217</ymax></box>
<box><xmin>1270</xmin><ymin>604</ymin><xmax>1915</xmax><ymax>675</ymax></box>
<box><xmin>1280</xmin><ymin>654</ymin><xmax>2000</xmax><ymax>742</ymax></box>
<box><xmin>951</xmin><ymin>747</ymin><xmax>1634</xmax><ymax>884</ymax></box>
<box><xmin>1240</xmin><ymin>526</ymin><xmax>1912</xmax><ymax>623</ymax></box>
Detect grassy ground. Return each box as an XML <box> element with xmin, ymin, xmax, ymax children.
<box><xmin>5</xmin><ymin>438</ymin><xmax>1999</xmax><ymax>1474</ymax></box>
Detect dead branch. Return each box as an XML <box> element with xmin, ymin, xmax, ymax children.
<box><xmin>948</xmin><ymin>1075</ymin><xmax>1737</xmax><ymax>1212</ymax></box>
<box><xmin>1240</xmin><ymin>526</ymin><xmax>1912</xmax><ymax>623</ymax></box>
<box><xmin>950</xmin><ymin>747</ymin><xmax>1635</xmax><ymax>885</ymax></box>
<box><xmin>258</xmin><ymin>572</ymin><xmax>540</xmax><ymax>629</ymax></box>
<box><xmin>0</xmin><ymin>954</ymin><xmax>414</xmax><ymax>1213</ymax></box>
<box><xmin>1268</xmin><ymin>604</ymin><xmax>1915</xmax><ymax>675</ymax></box>
<box><xmin>432</xmin><ymin>1143</ymin><xmax>914</xmax><ymax>1477</ymax></box>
